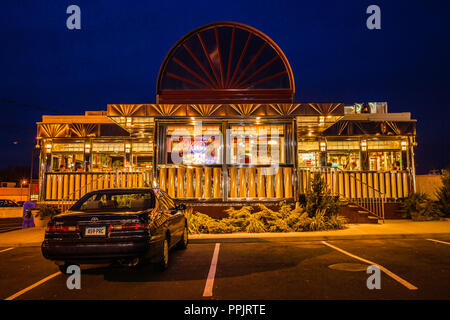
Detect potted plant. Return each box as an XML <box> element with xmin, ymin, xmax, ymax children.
<box><xmin>33</xmin><ymin>205</ymin><xmax>58</xmax><ymax>228</ymax></box>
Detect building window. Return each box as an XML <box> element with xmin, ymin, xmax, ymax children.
<box><xmin>163</xmin><ymin>125</ymin><xmax>222</xmax><ymax>165</ymax></box>
<box><xmin>368</xmin><ymin>151</ymin><xmax>403</xmax><ymax>171</ymax></box>
<box><xmin>298</xmin><ymin>152</ymin><xmax>320</xmax><ymax>167</ymax></box>
<box><xmin>326</xmin><ymin>151</ymin><xmax>360</xmax><ymax>170</ymax></box>
<box><xmin>51</xmin><ymin>154</ymin><xmax>84</xmax><ymax>172</ymax></box>
<box><xmin>91</xmin><ymin>154</ymin><xmax>124</xmax><ymax>171</ymax></box>
<box><xmin>228</xmin><ymin>125</ymin><xmax>286</xmax><ymax>165</ymax></box>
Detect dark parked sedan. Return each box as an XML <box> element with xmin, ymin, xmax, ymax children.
<box><xmin>41</xmin><ymin>188</ymin><xmax>188</xmax><ymax>272</ymax></box>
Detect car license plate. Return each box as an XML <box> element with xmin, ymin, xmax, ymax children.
<box><xmin>84</xmin><ymin>226</ymin><xmax>106</xmax><ymax>236</ymax></box>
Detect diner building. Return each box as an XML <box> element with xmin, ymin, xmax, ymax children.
<box><xmin>36</xmin><ymin>22</ymin><xmax>417</xmax><ymax>220</ymax></box>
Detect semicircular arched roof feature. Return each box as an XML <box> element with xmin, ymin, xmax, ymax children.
<box><xmin>157</xmin><ymin>22</ymin><xmax>295</xmax><ymax>104</ymax></box>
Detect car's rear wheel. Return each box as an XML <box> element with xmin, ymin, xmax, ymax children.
<box><xmin>176</xmin><ymin>225</ymin><xmax>189</xmax><ymax>250</ymax></box>
<box><xmin>158</xmin><ymin>239</ymin><xmax>169</xmax><ymax>271</ymax></box>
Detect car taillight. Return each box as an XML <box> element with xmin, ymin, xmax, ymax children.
<box><xmin>108</xmin><ymin>223</ymin><xmax>147</xmax><ymax>231</ymax></box>
<box><xmin>46</xmin><ymin>225</ymin><xmax>80</xmax><ymax>232</ymax></box>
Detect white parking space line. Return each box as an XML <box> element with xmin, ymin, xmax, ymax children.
<box><xmin>0</xmin><ymin>247</ymin><xmax>14</xmax><ymax>253</ymax></box>
<box><xmin>4</xmin><ymin>272</ymin><xmax>61</xmax><ymax>300</ymax></box>
<box><xmin>322</xmin><ymin>241</ymin><xmax>418</xmax><ymax>290</ymax></box>
<box><xmin>203</xmin><ymin>243</ymin><xmax>220</xmax><ymax>297</ymax></box>
<box><xmin>427</xmin><ymin>239</ymin><xmax>450</xmax><ymax>246</ymax></box>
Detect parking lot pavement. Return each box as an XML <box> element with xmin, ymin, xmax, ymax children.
<box><xmin>0</xmin><ymin>238</ymin><xmax>449</xmax><ymax>300</ymax></box>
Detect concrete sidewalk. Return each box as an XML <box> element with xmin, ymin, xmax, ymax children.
<box><xmin>0</xmin><ymin>220</ymin><xmax>449</xmax><ymax>247</ymax></box>
<box><xmin>189</xmin><ymin>219</ymin><xmax>450</xmax><ymax>243</ymax></box>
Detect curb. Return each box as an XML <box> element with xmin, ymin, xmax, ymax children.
<box><xmin>0</xmin><ymin>242</ymin><xmax>42</xmax><ymax>248</ymax></box>
<box><xmin>1</xmin><ymin>233</ymin><xmax>449</xmax><ymax>247</ymax></box>
<box><xmin>189</xmin><ymin>233</ymin><xmax>450</xmax><ymax>243</ymax></box>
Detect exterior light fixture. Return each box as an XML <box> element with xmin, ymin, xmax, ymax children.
<box><xmin>125</xmin><ymin>143</ymin><xmax>131</xmax><ymax>153</ymax></box>
<box><xmin>319</xmin><ymin>116</ymin><xmax>325</xmax><ymax>123</ymax></box>
<box><xmin>320</xmin><ymin>141</ymin><xmax>326</xmax><ymax>152</ymax></box>
<box><xmin>401</xmin><ymin>140</ymin><xmax>408</xmax><ymax>151</ymax></box>
<box><xmin>84</xmin><ymin>143</ymin><xmax>91</xmax><ymax>153</ymax></box>
<box><xmin>361</xmin><ymin>140</ymin><xmax>367</xmax><ymax>151</ymax></box>
<box><xmin>45</xmin><ymin>143</ymin><xmax>52</xmax><ymax>153</ymax></box>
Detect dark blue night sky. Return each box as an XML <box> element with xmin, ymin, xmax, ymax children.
<box><xmin>0</xmin><ymin>0</ymin><xmax>449</xmax><ymax>174</ymax></box>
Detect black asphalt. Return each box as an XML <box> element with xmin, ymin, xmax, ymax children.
<box><xmin>0</xmin><ymin>237</ymin><xmax>449</xmax><ymax>300</ymax></box>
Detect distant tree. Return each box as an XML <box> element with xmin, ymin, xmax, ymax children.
<box><xmin>435</xmin><ymin>170</ymin><xmax>450</xmax><ymax>217</ymax></box>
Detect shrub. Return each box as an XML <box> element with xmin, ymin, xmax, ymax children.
<box><xmin>305</xmin><ymin>173</ymin><xmax>340</xmax><ymax>218</ymax></box>
<box><xmin>401</xmin><ymin>193</ymin><xmax>441</xmax><ymax>221</ymax></box>
<box><xmin>435</xmin><ymin>170</ymin><xmax>450</xmax><ymax>217</ymax></box>
<box><xmin>185</xmin><ymin>201</ymin><xmax>346</xmax><ymax>234</ymax></box>
<box><xmin>35</xmin><ymin>205</ymin><xmax>59</xmax><ymax>220</ymax></box>
<box><xmin>326</xmin><ymin>214</ymin><xmax>348</xmax><ymax>229</ymax></box>
<box><xmin>306</xmin><ymin>209</ymin><xmax>328</xmax><ymax>231</ymax></box>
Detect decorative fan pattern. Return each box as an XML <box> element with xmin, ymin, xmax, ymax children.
<box><xmin>39</xmin><ymin>124</ymin><xmax>69</xmax><ymax>138</ymax></box>
<box><xmin>230</xmin><ymin>104</ymin><xmax>262</xmax><ymax>116</ymax></box>
<box><xmin>151</xmin><ymin>104</ymin><xmax>182</xmax><ymax>116</ymax></box>
<box><xmin>157</xmin><ymin>22</ymin><xmax>294</xmax><ymax>103</ymax></box>
<box><xmin>110</xmin><ymin>104</ymin><xmax>144</xmax><ymax>117</ymax></box>
<box><xmin>190</xmin><ymin>104</ymin><xmax>222</xmax><ymax>116</ymax></box>
<box><xmin>70</xmin><ymin>124</ymin><xmax>98</xmax><ymax>137</ymax></box>
<box><xmin>270</xmin><ymin>104</ymin><xmax>300</xmax><ymax>116</ymax></box>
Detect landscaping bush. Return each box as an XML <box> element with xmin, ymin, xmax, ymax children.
<box><xmin>435</xmin><ymin>170</ymin><xmax>450</xmax><ymax>217</ymax></box>
<box><xmin>185</xmin><ymin>201</ymin><xmax>346</xmax><ymax>234</ymax></box>
<box><xmin>184</xmin><ymin>174</ymin><xmax>347</xmax><ymax>234</ymax></box>
<box><xmin>35</xmin><ymin>205</ymin><xmax>59</xmax><ymax>220</ymax></box>
<box><xmin>305</xmin><ymin>173</ymin><xmax>340</xmax><ymax>218</ymax></box>
<box><xmin>401</xmin><ymin>193</ymin><xmax>441</xmax><ymax>221</ymax></box>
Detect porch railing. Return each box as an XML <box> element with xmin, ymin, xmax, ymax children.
<box><xmin>298</xmin><ymin>167</ymin><xmax>412</xmax><ymax>222</ymax></box>
<box><xmin>44</xmin><ymin>171</ymin><xmax>153</xmax><ymax>202</ymax></box>
<box><xmin>157</xmin><ymin>164</ymin><xmax>295</xmax><ymax>201</ymax></box>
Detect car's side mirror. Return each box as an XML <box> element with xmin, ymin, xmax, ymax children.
<box><xmin>175</xmin><ymin>204</ymin><xmax>186</xmax><ymax>211</ymax></box>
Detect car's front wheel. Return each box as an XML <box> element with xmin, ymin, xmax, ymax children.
<box><xmin>158</xmin><ymin>238</ymin><xmax>169</xmax><ymax>271</ymax></box>
<box><xmin>176</xmin><ymin>225</ymin><xmax>189</xmax><ymax>250</ymax></box>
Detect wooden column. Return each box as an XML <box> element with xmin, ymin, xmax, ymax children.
<box><xmin>284</xmin><ymin>167</ymin><xmax>292</xmax><ymax>198</ymax></box>
<box><xmin>402</xmin><ymin>172</ymin><xmax>409</xmax><ymax>197</ymax></box>
<box><xmin>257</xmin><ymin>168</ymin><xmax>265</xmax><ymax>198</ymax></box>
<box><xmin>391</xmin><ymin>172</ymin><xmax>397</xmax><ymax>198</ymax></box>
<box><xmin>248</xmin><ymin>168</ymin><xmax>256</xmax><ymax>198</ymax></box>
<box><xmin>229</xmin><ymin>168</ymin><xmax>237</xmax><ymax>198</ymax></box>
<box><xmin>57</xmin><ymin>175</ymin><xmax>63</xmax><ymax>200</ymax></box>
<box><xmin>239</xmin><ymin>168</ymin><xmax>247</xmax><ymax>198</ymax></box>
<box><xmin>69</xmin><ymin>174</ymin><xmax>74</xmax><ymax>200</ymax></box>
<box><xmin>168</xmin><ymin>168</ymin><xmax>176</xmax><ymax>198</ymax></box>
<box><xmin>362</xmin><ymin>173</ymin><xmax>368</xmax><ymax>199</ymax></box>
<box><xmin>195</xmin><ymin>168</ymin><xmax>202</xmax><ymax>198</ymax></box>
<box><xmin>159</xmin><ymin>168</ymin><xmax>167</xmax><ymax>191</ymax></box>
<box><xmin>266</xmin><ymin>168</ymin><xmax>274</xmax><ymax>198</ymax></box>
<box><xmin>63</xmin><ymin>175</ymin><xmax>69</xmax><ymax>199</ymax></box>
<box><xmin>177</xmin><ymin>167</ymin><xmax>185</xmax><ymax>198</ymax></box>
<box><xmin>204</xmin><ymin>167</ymin><xmax>212</xmax><ymax>199</ymax></box>
<box><xmin>275</xmin><ymin>167</ymin><xmax>283</xmax><ymax>198</ymax></box>
<box><xmin>385</xmin><ymin>172</ymin><xmax>391</xmax><ymax>198</ymax></box>
<box><xmin>46</xmin><ymin>175</ymin><xmax>52</xmax><ymax>200</ymax></box>
<box><xmin>186</xmin><ymin>168</ymin><xmax>194</xmax><ymax>198</ymax></box>
<box><xmin>75</xmin><ymin>174</ymin><xmax>81</xmax><ymax>199</ymax></box>
<box><xmin>138</xmin><ymin>173</ymin><xmax>143</xmax><ymax>187</ymax></box>
<box><xmin>213</xmin><ymin>168</ymin><xmax>221</xmax><ymax>198</ymax></box>
<box><xmin>350</xmin><ymin>173</ymin><xmax>356</xmax><ymax>199</ymax></box>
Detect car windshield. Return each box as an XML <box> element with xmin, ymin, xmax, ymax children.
<box><xmin>70</xmin><ymin>190</ymin><xmax>155</xmax><ymax>212</ymax></box>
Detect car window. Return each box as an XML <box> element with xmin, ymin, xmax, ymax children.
<box><xmin>71</xmin><ymin>191</ymin><xmax>155</xmax><ymax>211</ymax></box>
